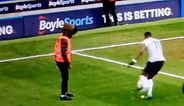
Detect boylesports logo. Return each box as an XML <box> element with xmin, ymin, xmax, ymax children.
<box><xmin>38</xmin><ymin>16</ymin><xmax>93</xmax><ymax>35</ymax></box>
<box><xmin>15</xmin><ymin>3</ymin><xmax>42</xmax><ymax>11</ymax></box>
<box><xmin>0</xmin><ymin>6</ymin><xmax>9</xmax><ymax>12</ymax></box>
<box><xmin>81</xmin><ymin>0</ymin><xmax>96</xmax><ymax>3</ymax></box>
<box><xmin>49</xmin><ymin>0</ymin><xmax>75</xmax><ymax>7</ymax></box>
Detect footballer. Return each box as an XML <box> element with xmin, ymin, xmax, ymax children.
<box><xmin>128</xmin><ymin>32</ymin><xmax>165</xmax><ymax>99</ymax></box>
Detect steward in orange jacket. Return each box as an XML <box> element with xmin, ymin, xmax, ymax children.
<box><xmin>54</xmin><ymin>23</ymin><xmax>77</xmax><ymax>101</ymax></box>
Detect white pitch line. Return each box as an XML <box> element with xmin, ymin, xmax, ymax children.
<box><xmin>73</xmin><ymin>36</ymin><xmax>184</xmax><ymax>52</ymax></box>
<box><xmin>73</xmin><ymin>41</ymin><xmax>141</xmax><ymax>52</ymax></box>
<box><xmin>73</xmin><ymin>52</ymin><xmax>184</xmax><ymax>80</ymax></box>
<box><xmin>0</xmin><ymin>53</ymin><xmax>54</xmax><ymax>63</ymax></box>
<box><xmin>0</xmin><ymin>36</ymin><xmax>184</xmax><ymax>63</ymax></box>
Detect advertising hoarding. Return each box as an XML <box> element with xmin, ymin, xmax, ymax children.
<box><xmin>24</xmin><ymin>7</ymin><xmax>104</xmax><ymax>36</ymax></box>
<box><xmin>23</xmin><ymin>0</ymin><xmax>180</xmax><ymax>37</ymax></box>
<box><xmin>48</xmin><ymin>0</ymin><xmax>81</xmax><ymax>8</ymax></box>
<box><xmin>181</xmin><ymin>0</ymin><xmax>184</xmax><ymax>17</ymax></box>
<box><xmin>111</xmin><ymin>0</ymin><xmax>180</xmax><ymax>24</ymax></box>
<box><xmin>0</xmin><ymin>0</ymin><xmax>181</xmax><ymax>41</ymax></box>
<box><xmin>0</xmin><ymin>17</ymin><xmax>24</xmax><ymax>41</ymax></box>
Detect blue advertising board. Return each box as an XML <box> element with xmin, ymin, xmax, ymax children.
<box><xmin>0</xmin><ymin>0</ymin><xmax>14</xmax><ymax>2</ymax></box>
<box><xmin>0</xmin><ymin>0</ymin><xmax>81</xmax><ymax>14</ymax></box>
<box><xmin>81</xmin><ymin>0</ymin><xmax>97</xmax><ymax>4</ymax></box>
<box><xmin>23</xmin><ymin>0</ymin><xmax>180</xmax><ymax>37</ymax></box>
<box><xmin>0</xmin><ymin>17</ymin><xmax>24</xmax><ymax>41</ymax></box>
<box><xmin>0</xmin><ymin>0</ymin><xmax>170</xmax><ymax>14</ymax></box>
<box><xmin>0</xmin><ymin>0</ymin><xmax>181</xmax><ymax>41</ymax></box>
<box><xmin>48</xmin><ymin>0</ymin><xmax>81</xmax><ymax>8</ymax></box>
<box><xmin>15</xmin><ymin>0</ymin><xmax>49</xmax><ymax>12</ymax></box>
<box><xmin>0</xmin><ymin>3</ymin><xmax>15</xmax><ymax>14</ymax></box>
<box><xmin>181</xmin><ymin>0</ymin><xmax>184</xmax><ymax>17</ymax></box>
<box><xmin>24</xmin><ymin>7</ymin><xmax>104</xmax><ymax>36</ymax></box>
<box><xmin>114</xmin><ymin>0</ymin><xmax>180</xmax><ymax>24</ymax></box>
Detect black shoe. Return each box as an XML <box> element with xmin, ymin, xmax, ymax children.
<box><xmin>66</xmin><ymin>92</ymin><xmax>74</xmax><ymax>97</ymax></box>
<box><xmin>145</xmin><ymin>96</ymin><xmax>152</xmax><ymax>100</ymax></box>
<box><xmin>60</xmin><ymin>95</ymin><xmax>72</xmax><ymax>100</ymax></box>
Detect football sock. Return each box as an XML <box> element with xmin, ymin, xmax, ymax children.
<box><xmin>147</xmin><ymin>79</ymin><xmax>153</xmax><ymax>97</ymax></box>
<box><xmin>139</xmin><ymin>75</ymin><xmax>148</xmax><ymax>89</ymax></box>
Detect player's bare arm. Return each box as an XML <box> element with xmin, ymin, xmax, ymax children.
<box><xmin>135</xmin><ymin>44</ymin><xmax>147</xmax><ymax>60</ymax></box>
<box><xmin>128</xmin><ymin>44</ymin><xmax>147</xmax><ymax>66</ymax></box>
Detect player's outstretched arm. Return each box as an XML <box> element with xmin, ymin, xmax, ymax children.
<box><xmin>128</xmin><ymin>44</ymin><xmax>147</xmax><ymax>66</ymax></box>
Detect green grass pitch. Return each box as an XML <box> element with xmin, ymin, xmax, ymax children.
<box><xmin>0</xmin><ymin>18</ymin><xmax>184</xmax><ymax>106</ymax></box>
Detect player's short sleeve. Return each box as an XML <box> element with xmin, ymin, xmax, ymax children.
<box><xmin>142</xmin><ymin>39</ymin><xmax>148</xmax><ymax>47</ymax></box>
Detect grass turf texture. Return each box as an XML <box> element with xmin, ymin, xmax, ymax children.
<box><xmin>0</xmin><ymin>18</ymin><xmax>184</xmax><ymax>106</ymax></box>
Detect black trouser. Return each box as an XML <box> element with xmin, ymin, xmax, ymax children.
<box><xmin>103</xmin><ymin>1</ymin><xmax>118</xmax><ymax>26</ymax></box>
<box><xmin>56</xmin><ymin>62</ymin><xmax>69</xmax><ymax>95</ymax></box>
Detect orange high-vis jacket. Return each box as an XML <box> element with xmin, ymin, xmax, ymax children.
<box><xmin>54</xmin><ymin>36</ymin><xmax>72</xmax><ymax>63</ymax></box>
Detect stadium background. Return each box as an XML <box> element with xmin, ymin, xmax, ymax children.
<box><xmin>0</xmin><ymin>0</ymin><xmax>183</xmax><ymax>41</ymax></box>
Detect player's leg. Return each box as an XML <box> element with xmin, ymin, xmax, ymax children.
<box><xmin>61</xmin><ymin>64</ymin><xmax>69</xmax><ymax>96</ymax></box>
<box><xmin>146</xmin><ymin>75</ymin><xmax>154</xmax><ymax>99</ymax></box>
<box><xmin>102</xmin><ymin>1</ymin><xmax>111</xmax><ymax>26</ymax></box>
<box><xmin>146</xmin><ymin>61</ymin><xmax>164</xmax><ymax>99</ymax></box>
<box><xmin>56</xmin><ymin>62</ymin><xmax>72</xmax><ymax>100</ymax></box>
<box><xmin>138</xmin><ymin>62</ymin><xmax>150</xmax><ymax>91</ymax></box>
<box><xmin>109</xmin><ymin>1</ymin><xmax>118</xmax><ymax>25</ymax></box>
<box><xmin>139</xmin><ymin>71</ymin><xmax>149</xmax><ymax>92</ymax></box>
